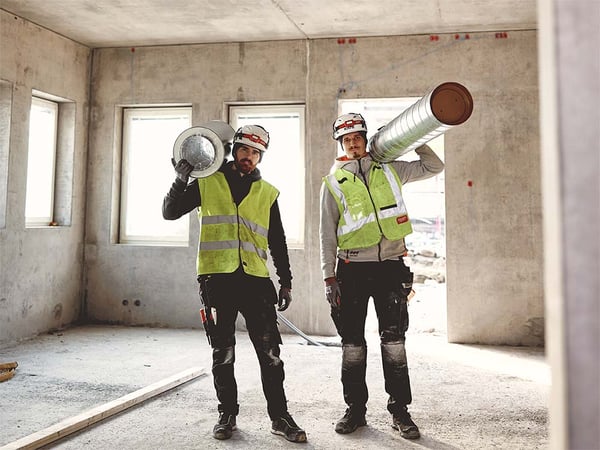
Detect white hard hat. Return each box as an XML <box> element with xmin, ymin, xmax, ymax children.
<box><xmin>233</xmin><ymin>124</ymin><xmax>270</xmax><ymax>153</ymax></box>
<box><xmin>332</xmin><ymin>113</ymin><xmax>367</xmax><ymax>140</ymax></box>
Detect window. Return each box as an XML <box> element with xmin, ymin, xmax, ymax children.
<box><xmin>229</xmin><ymin>105</ymin><xmax>305</xmax><ymax>247</ymax></box>
<box><xmin>339</xmin><ymin>98</ymin><xmax>446</xmax><ymax>258</ymax></box>
<box><xmin>25</xmin><ymin>92</ymin><xmax>76</xmax><ymax>228</ymax></box>
<box><xmin>120</xmin><ymin>107</ymin><xmax>191</xmax><ymax>245</ymax></box>
<box><xmin>25</xmin><ymin>97</ymin><xmax>58</xmax><ymax>227</ymax></box>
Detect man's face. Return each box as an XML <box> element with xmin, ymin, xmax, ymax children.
<box><xmin>341</xmin><ymin>131</ymin><xmax>367</xmax><ymax>159</ymax></box>
<box><xmin>234</xmin><ymin>144</ymin><xmax>261</xmax><ymax>174</ymax></box>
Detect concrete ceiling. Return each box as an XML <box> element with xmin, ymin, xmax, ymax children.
<box><xmin>0</xmin><ymin>0</ymin><xmax>537</xmax><ymax>49</ymax></box>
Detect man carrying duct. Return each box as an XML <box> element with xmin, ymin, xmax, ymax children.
<box><xmin>319</xmin><ymin>112</ymin><xmax>444</xmax><ymax>439</ymax></box>
<box><xmin>163</xmin><ymin>123</ymin><xmax>306</xmax><ymax>443</ymax></box>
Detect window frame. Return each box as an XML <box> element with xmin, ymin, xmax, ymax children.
<box><xmin>0</xmin><ymin>79</ymin><xmax>13</xmax><ymax>229</ymax></box>
<box><xmin>228</xmin><ymin>103</ymin><xmax>306</xmax><ymax>248</ymax></box>
<box><xmin>25</xmin><ymin>96</ymin><xmax>59</xmax><ymax>227</ymax></box>
<box><xmin>119</xmin><ymin>106</ymin><xmax>192</xmax><ymax>246</ymax></box>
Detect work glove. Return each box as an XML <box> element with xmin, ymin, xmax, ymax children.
<box><xmin>171</xmin><ymin>158</ymin><xmax>194</xmax><ymax>183</ymax></box>
<box><xmin>277</xmin><ymin>287</ymin><xmax>292</xmax><ymax>312</ymax></box>
<box><xmin>324</xmin><ymin>277</ymin><xmax>341</xmax><ymax>309</ymax></box>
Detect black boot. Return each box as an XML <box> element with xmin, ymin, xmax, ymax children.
<box><xmin>392</xmin><ymin>406</ymin><xmax>420</xmax><ymax>439</ymax></box>
<box><xmin>213</xmin><ymin>412</ymin><xmax>236</xmax><ymax>440</ymax></box>
<box><xmin>271</xmin><ymin>413</ymin><xmax>307</xmax><ymax>443</ymax></box>
<box><xmin>335</xmin><ymin>407</ymin><xmax>367</xmax><ymax>434</ymax></box>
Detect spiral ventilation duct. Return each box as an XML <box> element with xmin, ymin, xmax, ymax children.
<box><xmin>368</xmin><ymin>82</ymin><xmax>473</xmax><ymax>162</ymax></box>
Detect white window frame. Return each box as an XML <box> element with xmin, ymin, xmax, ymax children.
<box><xmin>25</xmin><ymin>96</ymin><xmax>58</xmax><ymax>227</ymax></box>
<box><xmin>229</xmin><ymin>104</ymin><xmax>305</xmax><ymax>248</ymax></box>
<box><xmin>120</xmin><ymin>106</ymin><xmax>192</xmax><ymax>245</ymax></box>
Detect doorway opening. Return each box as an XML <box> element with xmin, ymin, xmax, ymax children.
<box><xmin>338</xmin><ymin>98</ymin><xmax>447</xmax><ymax>338</ymax></box>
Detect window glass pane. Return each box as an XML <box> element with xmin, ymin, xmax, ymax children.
<box><xmin>26</xmin><ymin>97</ymin><xmax>57</xmax><ymax>226</ymax></box>
<box><xmin>339</xmin><ymin>99</ymin><xmax>446</xmax><ymax>258</ymax></box>
<box><xmin>230</xmin><ymin>105</ymin><xmax>305</xmax><ymax>247</ymax></box>
<box><xmin>121</xmin><ymin>107</ymin><xmax>191</xmax><ymax>244</ymax></box>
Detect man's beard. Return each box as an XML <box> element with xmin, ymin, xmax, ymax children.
<box><xmin>237</xmin><ymin>158</ymin><xmax>255</xmax><ymax>174</ymax></box>
<box><xmin>349</xmin><ymin>148</ymin><xmax>364</xmax><ymax>159</ymax></box>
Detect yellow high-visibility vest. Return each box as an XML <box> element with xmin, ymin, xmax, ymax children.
<box><xmin>197</xmin><ymin>172</ymin><xmax>278</xmax><ymax>277</ymax></box>
<box><xmin>324</xmin><ymin>163</ymin><xmax>412</xmax><ymax>249</ymax></box>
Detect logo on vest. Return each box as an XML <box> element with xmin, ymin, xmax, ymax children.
<box><xmin>396</xmin><ymin>215</ymin><xmax>408</xmax><ymax>224</ymax></box>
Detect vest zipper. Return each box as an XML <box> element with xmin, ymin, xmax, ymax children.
<box><xmin>235</xmin><ymin>203</ymin><xmax>245</xmax><ymax>268</ymax></box>
<box><xmin>358</xmin><ymin>159</ymin><xmax>384</xmax><ymax>260</ymax></box>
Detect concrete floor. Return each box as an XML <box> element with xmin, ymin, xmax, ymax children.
<box><xmin>0</xmin><ymin>289</ymin><xmax>549</xmax><ymax>449</ymax></box>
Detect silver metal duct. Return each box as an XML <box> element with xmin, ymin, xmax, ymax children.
<box><xmin>172</xmin><ymin>120</ymin><xmax>235</xmax><ymax>179</ymax></box>
<box><xmin>368</xmin><ymin>82</ymin><xmax>473</xmax><ymax>162</ymax></box>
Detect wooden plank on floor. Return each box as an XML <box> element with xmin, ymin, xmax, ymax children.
<box><xmin>0</xmin><ymin>366</ymin><xmax>206</xmax><ymax>450</ymax></box>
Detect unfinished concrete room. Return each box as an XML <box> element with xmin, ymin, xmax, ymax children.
<box><xmin>0</xmin><ymin>1</ymin><xmax>598</xmax><ymax>449</ymax></box>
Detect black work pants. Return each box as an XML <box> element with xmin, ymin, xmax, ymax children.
<box><xmin>199</xmin><ymin>268</ymin><xmax>287</xmax><ymax>420</ymax></box>
<box><xmin>331</xmin><ymin>258</ymin><xmax>413</xmax><ymax>415</ymax></box>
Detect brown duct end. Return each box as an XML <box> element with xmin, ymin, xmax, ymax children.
<box><xmin>430</xmin><ymin>82</ymin><xmax>474</xmax><ymax>125</ymax></box>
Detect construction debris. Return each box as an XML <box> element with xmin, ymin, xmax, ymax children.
<box><xmin>0</xmin><ymin>361</ymin><xmax>18</xmax><ymax>382</ymax></box>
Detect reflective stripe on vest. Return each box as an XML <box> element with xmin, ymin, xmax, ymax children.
<box><xmin>197</xmin><ymin>172</ymin><xmax>278</xmax><ymax>277</ymax></box>
<box><xmin>324</xmin><ymin>163</ymin><xmax>412</xmax><ymax>249</ymax></box>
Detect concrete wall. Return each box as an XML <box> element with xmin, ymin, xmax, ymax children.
<box><xmin>84</xmin><ymin>41</ymin><xmax>311</xmax><ymax>330</ymax></box>
<box><xmin>539</xmin><ymin>0</ymin><xmax>600</xmax><ymax>448</ymax></box>
<box><xmin>0</xmin><ymin>9</ymin><xmax>542</xmax><ymax>345</ymax></box>
<box><xmin>0</xmin><ymin>11</ymin><xmax>91</xmax><ymax>343</ymax></box>
<box><xmin>86</xmin><ymin>31</ymin><xmax>542</xmax><ymax>345</ymax></box>
<box><xmin>309</xmin><ymin>33</ymin><xmax>543</xmax><ymax>345</ymax></box>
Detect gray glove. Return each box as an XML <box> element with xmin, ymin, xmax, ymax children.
<box><xmin>171</xmin><ymin>158</ymin><xmax>194</xmax><ymax>183</ymax></box>
<box><xmin>324</xmin><ymin>277</ymin><xmax>341</xmax><ymax>309</ymax></box>
<box><xmin>278</xmin><ymin>287</ymin><xmax>292</xmax><ymax>312</ymax></box>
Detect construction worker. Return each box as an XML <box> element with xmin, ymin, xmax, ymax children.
<box><xmin>163</xmin><ymin>123</ymin><xmax>307</xmax><ymax>443</ymax></box>
<box><xmin>319</xmin><ymin>113</ymin><xmax>444</xmax><ymax>439</ymax></box>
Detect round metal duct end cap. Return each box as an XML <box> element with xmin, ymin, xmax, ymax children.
<box><xmin>430</xmin><ymin>82</ymin><xmax>474</xmax><ymax>126</ymax></box>
<box><xmin>173</xmin><ymin>126</ymin><xmax>225</xmax><ymax>179</ymax></box>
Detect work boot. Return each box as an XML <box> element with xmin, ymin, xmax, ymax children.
<box><xmin>335</xmin><ymin>407</ymin><xmax>367</xmax><ymax>434</ymax></box>
<box><xmin>213</xmin><ymin>412</ymin><xmax>236</xmax><ymax>440</ymax></box>
<box><xmin>271</xmin><ymin>413</ymin><xmax>307</xmax><ymax>443</ymax></box>
<box><xmin>392</xmin><ymin>407</ymin><xmax>420</xmax><ymax>439</ymax></box>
